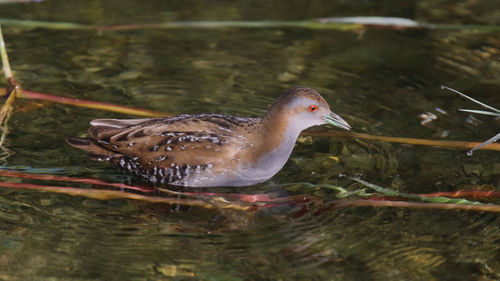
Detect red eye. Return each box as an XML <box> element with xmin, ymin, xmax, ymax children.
<box><xmin>308</xmin><ymin>105</ymin><xmax>319</xmax><ymax>112</ymax></box>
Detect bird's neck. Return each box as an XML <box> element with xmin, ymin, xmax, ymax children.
<box><xmin>250</xmin><ymin>108</ymin><xmax>302</xmax><ymax>172</ymax></box>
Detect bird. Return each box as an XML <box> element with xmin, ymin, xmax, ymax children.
<box><xmin>66</xmin><ymin>86</ymin><xmax>351</xmax><ymax>187</ymax></box>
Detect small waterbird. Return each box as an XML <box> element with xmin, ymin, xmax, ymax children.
<box><xmin>67</xmin><ymin>86</ymin><xmax>351</xmax><ymax>187</ymax></box>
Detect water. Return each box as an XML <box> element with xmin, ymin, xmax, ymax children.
<box><xmin>0</xmin><ymin>0</ymin><xmax>499</xmax><ymax>280</ymax></box>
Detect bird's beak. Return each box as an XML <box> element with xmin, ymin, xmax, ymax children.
<box><xmin>325</xmin><ymin>111</ymin><xmax>351</xmax><ymax>130</ymax></box>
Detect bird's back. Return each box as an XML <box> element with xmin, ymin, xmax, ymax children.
<box><xmin>67</xmin><ymin>114</ymin><xmax>259</xmax><ymax>186</ymax></box>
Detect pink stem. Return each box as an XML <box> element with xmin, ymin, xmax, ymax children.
<box><xmin>0</xmin><ymin>170</ymin><xmax>155</xmax><ymax>193</ymax></box>
<box><xmin>0</xmin><ymin>180</ymin><xmax>258</xmax><ymax>211</ymax></box>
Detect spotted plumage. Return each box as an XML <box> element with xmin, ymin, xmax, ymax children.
<box><xmin>67</xmin><ymin>86</ymin><xmax>351</xmax><ymax>187</ymax></box>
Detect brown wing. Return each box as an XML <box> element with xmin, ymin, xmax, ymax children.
<box><xmin>86</xmin><ymin>114</ymin><xmax>255</xmax><ymax>176</ymax></box>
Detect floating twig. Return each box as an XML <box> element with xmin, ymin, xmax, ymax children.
<box><xmin>0</xmin><ymin>169</ymin><xmax>155</xmax><ymax>193</ymax></box>
<box><xmin>0</xmin><ymin>180</ymin><xmax>258</xmax><ymax>211</ymax></box>
<box><xmin>467</xmin><ymin>133</ymin><xmax>500</xmax><ymax>156</ymax></box>
<box><xmin>322</xmin><ymin>199</ymin><xmax>500</xmax><ymax>213</ymax></box>
<box><xmin>0</xmin><ymin>17</ymin><xmax>498</xmax><ymax>32</ymax></box>
<box><xmin>303</xmin><ymin>130</ymin><xmax>500</xmax><ymax>151</ymax></box>
<box><xmin>0</xmin><ymin>88</ymin><xmax>167</xmax><ymax>117</ymax></box>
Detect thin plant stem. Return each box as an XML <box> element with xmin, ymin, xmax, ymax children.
<box><xmin>0</xmin><ymin>88</ymin><xmax>167</xmax><ymax>117</ymax></box>
<box><xmin>421</xmin><ymin>190</ymin><xmax>500</xmax><ymax>199</ymax></box>
<box><xmin>441</xmin><ymin>85</ymin><xmax>500</xmax><ymax>113</ymax></box>
<box><xmin>467</xmin><ymin>133</ymin><xmax>500</xmax><ymax>156</ymax></box>
<box><xmin>0</xmin><ymin>180</ymin><xmax>258</xmax><ymax>211</ymax></box>
<box><xmin>0</xmin><ymin>25</ymin><xmax>12</xmax><ymax>79</ymax></box>
<box><xmin>16</xmin><ymin>89</ymin><xmax>166</xmax><ymax>117</ymax></box>
<box><xmin>303</xmin><ymin>130</ymin><xmax>500</xmax><ymax>151</ymax></box>
<box><xmin>322</xmin><ymin>199</ymin><xmax>500</xmax><ymax>213</ymax></box>
<box><xmin>0</xmin><ymin>18</ymin><xmax>499</xmax><ymax>32</ymax></box>
<box><xmin>0</xmin><ymin>169</ymin><xmax>155</xmax><ymax>193</ymax></box>
<box><xmin>458</xmin><ymin>109</ymin><xmax>500</xmax><ymax>117</ymax></box>
<box><xmin>0</xmin><ymin>25</ymin><xmax>19</xmax><ymax>160</ymax></box>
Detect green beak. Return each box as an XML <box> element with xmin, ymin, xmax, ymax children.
<box><xmin>325</xmin><ymin>112</ymin><xmax>351</xmax><ymax>130</ymax></box>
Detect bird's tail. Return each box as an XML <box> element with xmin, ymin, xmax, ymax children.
<box><xmin>66</xmin><ymin>137</ymin><xmax>117</xmax><ymax>161</ymax></box>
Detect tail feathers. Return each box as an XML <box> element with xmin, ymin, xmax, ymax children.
<box><xmin>66</xmin><ymin>137</ymin><xmax>118</xmax><ymax>161</ymax></box>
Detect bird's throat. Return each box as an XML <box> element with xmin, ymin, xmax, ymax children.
<box><xmin>251</xmin><ymin>111</ymin><xmax>302</xmax><ymax>174</ymax></box>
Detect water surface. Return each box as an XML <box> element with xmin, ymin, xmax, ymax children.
<box><xmin>0</xmin><ymin>1</ymin><xmax>499</xmax><ymax>280</ymax></box>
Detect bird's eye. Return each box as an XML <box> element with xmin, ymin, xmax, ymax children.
<box><xmin>308</xmin><ymin>105</ymin><xmax>319</xmax><ymax>112</ymax></box>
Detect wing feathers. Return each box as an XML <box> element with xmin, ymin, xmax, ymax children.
<box><xmin>68</xmin><ymin>114</ymin><xmax>257</xmax><ymax>184</ymax></box>
<box><xmin>90</xmin><ymin>118</ymin><xmax>153</xmax><ymax>128</ymax></box>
